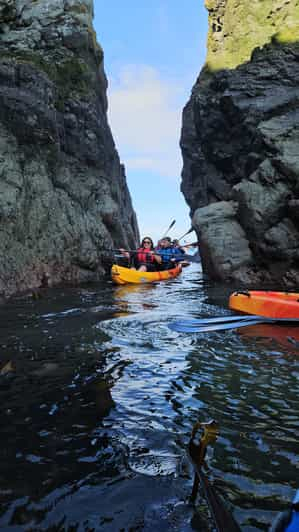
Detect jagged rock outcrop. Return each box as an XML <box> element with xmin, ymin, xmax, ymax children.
<box><xmin>0</xmin><ymin>0</ymin><xmax>139</xmax><ymax>299</ymax></box>
<box><xmin>181</xmin><ymin>0</ymin><xmax>299</xmax><ymax>286</ymax></box>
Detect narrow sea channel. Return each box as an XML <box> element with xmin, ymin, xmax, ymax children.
<box><xmin>0</xmin><ymin>263</ymin><xmax>298</xmax><ymax>531</ymax></box>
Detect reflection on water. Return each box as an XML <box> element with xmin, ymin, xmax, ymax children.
<box><xmin>0</xmin><ymin>265</ymin><xmax>298</xmax><ymax>531</ymax></box>
<box><xmin>238</xmin><ymin>323</ymin><xmax>299</xmax><ymax>352</ymax></box>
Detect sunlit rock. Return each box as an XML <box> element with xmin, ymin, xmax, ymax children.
<box><xmin>205</xmin><ymin>0</ymin><xmax>299</xmax><ymax>71</ymax></box>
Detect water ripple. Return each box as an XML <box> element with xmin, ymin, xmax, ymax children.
<box><xmin>0</xmin><ymin>266</ymin><xmax>298</xmax><ymax>530</ymax></box>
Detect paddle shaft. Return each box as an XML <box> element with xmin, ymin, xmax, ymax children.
<box><xmin>102</xmin><ymin>248</ymin><xmax>157</xmax><ymax>254</ymax></box>
<box><xmin>184</xmin><ymin>241</ymin><xmax>199</xmax><ymax>247</ymax></box>
<box><xmin>197</xmin><ymin>471</ymin><xmax>241</xmax><ymax>532</ymax></box>
<box><xmin>188</xmin><ymin>421</ymin><xmax>240</xmax><ymax>532</ymax></box>
<box><xmin>106</xmin><ymin>249</ymin><xmax>187</xmax><ymax>263</ymax></box>
<box><xmin>161</xmin><ymin>219</ymin><xmax>176</xmax><ymax>239</ymax></box>
<box><xmin>177</xmin><ymin>227</ymin><xmax>194</xmax><ymax>241</ymax></box>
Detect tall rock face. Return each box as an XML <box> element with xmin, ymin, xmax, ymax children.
<box><xmin>0</xmin><ymin>0</ymin><xmax>139</xmax><ymax>299</ymax></box>
<box><xmin>181</xmin><ymin>0</ymin><xmax>299</xmax><ymax>286</ymax></box>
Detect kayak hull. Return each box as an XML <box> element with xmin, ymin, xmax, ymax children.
<box><xmin>111</xmin><ymin>264</ymin><xmax>182</xmax><ymax>285</ymax></box>
<box><xmin>229</xmin><ymin>291</ymin><xmax>299</xmax><ymax>319</ymax></box>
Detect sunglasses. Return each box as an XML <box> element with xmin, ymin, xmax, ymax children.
<box><xmin>143</xmin><ymin>240</ymin><xmax>151</xmax><ymax>244</ymax></box>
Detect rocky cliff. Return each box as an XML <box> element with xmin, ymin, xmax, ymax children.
<box><xmin>0</xmin><ymin>0</ymin><xmax>139</xmax><ymax>299</ymax></box>
<box><xmin>181</xmin><ymin>0</ymin><xmax>299</xmax><ymax>286</ymax></box>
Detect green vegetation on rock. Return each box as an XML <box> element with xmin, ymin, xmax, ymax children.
<box><xmin>1</xmin><ymin>50</ymin><xmax>92</xmax><ymax>110</ymax></box>
<box><xmin>54</xmin><ymin>57</ymin><xmax>91</xmax><ymax>109</ymax></box>
<box><xmin>205</xmin><ymin>0</ymin><xmax>299</xmax><ymax>71</ymax></box>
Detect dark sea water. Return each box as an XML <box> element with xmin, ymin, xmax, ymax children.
<box><xmin>0</xmin><ymin>264</ymin><xmax>298</xmax><ymax>531</ymax></box>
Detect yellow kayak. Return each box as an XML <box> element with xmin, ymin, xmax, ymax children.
<box><xmin>111</xmin><ymin>264</ymin><xmax>183</xmax><ymax>285</ymax></box>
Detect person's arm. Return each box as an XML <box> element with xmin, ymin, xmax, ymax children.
<box><xmin>153</xmin><ymin>252</ymin><xmax>162</xmax><ymax>264</ymax></box>
<box><xmin>184</xmin><ymin>242</ymin><xmax>199</xmax><ymax>251</ymax></box>
<box><xmin>169</xmin><ymin>247</ymin><xmax>186</xmax><ymax>261</ymax></box>
<box><xmin>178</xmin><ymin>246</ymin><xmax>186</xmax><ymax>254</ymax></box>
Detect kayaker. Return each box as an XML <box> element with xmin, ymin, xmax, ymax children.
<box><xmin>172</xmin><ymin>238</ymin><xmax>184</xmax><ymax>248</ymax></box>
<box><xmin>120</xmin><ymin>237</ymin><xmax>162</xmax><ymax>272</ymax></box>
<box><xmin>155</xmin><ymin>237</ymin><xmax>186</xmax><ymax>270</ymax></box>
<box><xmin>172</xmin><ymin>239</ymin><xmax>188</xmax><ymax>254</ymax></box>
<box><xmin>270</xmin><ymin>489</ymin><xmax>299</xmax><ymax>532</ymax></box>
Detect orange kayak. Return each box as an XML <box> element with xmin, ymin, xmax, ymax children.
<box><xmin>229</xmin><ymin>291</ymin><xmax>299</xmax><ymax>319</ymax></box>
<box><xmin>111</xmin><ymin>264</ymin><xmax>182</xmax><ymax>285</ymax></box>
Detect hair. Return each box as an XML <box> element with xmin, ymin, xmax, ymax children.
<box><xmin>141</xmin><ymin>236</ymin><xmax>154</xmax><ymax>249</ymax></box>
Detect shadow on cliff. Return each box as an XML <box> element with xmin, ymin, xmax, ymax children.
<box><xmin>181</xmin><ymin>39</ymin><xmax>299</xmax><ymax>286</ymax></box>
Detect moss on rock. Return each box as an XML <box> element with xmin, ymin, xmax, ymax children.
<box><xmin>205</xmin><ymin>0</ymin><xmax>299</xmax><ymax>71</ymax></box>
<box><xmin>1</xmin><ymin>50</ymin><xmax>92</xmax><ymax>110</ymax></box>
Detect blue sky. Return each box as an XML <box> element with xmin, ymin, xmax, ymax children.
<box><xmin>94</xmin><ymin>1</ymin><xmax>208</xmax><ymax>244</ymax></box>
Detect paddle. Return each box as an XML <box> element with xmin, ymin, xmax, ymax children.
<box><xmin>103</xmin><ymin>248</ymin><xmax>158</xmax><ymax>255</ymax></box>
<box><xmin>176</xmin><ymin>227</ymin><xmax>194</xmax><ymax>241</ymax></box>
<box><xmin>172</xmin><ymin>314</ymin><xmax>269</xmax><ymax>325</ymax></box>
<box><xmin>188</xmin><ymin>420</ymin><xmax>240</xmax><ymax>531</ymax></box>
<box><xmin>161</xmin><ymin>219</ymin><xmax>176</xmax><ymax>239</ymax></box>
<box><xmin>184</xmin><ymin>241</ymin><xmax>200</xmax><ymax>248</ymax></box>
<box><xmin>169</xmin><ymin>316</ymin><xmax>299</xmax><ymax>333</ymax></box>
<box><xmin>176</xmin><ymin>260</ymin><xmax>190</xmax><ymax>268</ymax></box>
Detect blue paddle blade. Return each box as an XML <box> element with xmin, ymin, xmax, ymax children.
<box><xmin>169</xmin><ymin>315</ymin><xmax>299</xmax><ymax>331</ymax></box>
<box><xmin>173</xmin><ymin>314</ymin><xmax>262</xmax><ymax>326</ymax></box>
<box><xmin>168</xmin><ymin>318</ymin><xmax>277</xmax><ymax>333</ymax></box>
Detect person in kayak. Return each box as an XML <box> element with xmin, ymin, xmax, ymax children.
<box><xmin>120</xmin><ymin>237</ymin><xmax>162</xmax><ymax>272</ymax></box>
<box><xmin>270</xmin><ymin>489</ymin><xmax>299</xmax><ymax>532</ymax></box>
<box><xmin>172</xmin><ymin>239</ymin><xmax>187</xmax><ymax>250</ymax></box>
<box><xmin>155</xmin><ymin>237</ymin><xmax>186</xmax><ymax>270</ymax></box>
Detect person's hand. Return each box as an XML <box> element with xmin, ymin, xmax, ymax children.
<box><xmin>119</xmin><ymin>248</ymin><xmax>130</xmax><ymax>258</ymax></box>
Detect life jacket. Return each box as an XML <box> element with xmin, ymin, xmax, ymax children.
<box><xmin>136</xmin><ymin>247</ymin><xmax>155</xmax><ymax>264</ymax></box>
<box><xmin>155</xmin><ymin>246</ymin><xmax>184</xmax><ymax>263</ymax></box>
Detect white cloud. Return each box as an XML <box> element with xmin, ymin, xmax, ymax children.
<box><xmin>107</xmin><ymin>64</ymin><xmax>187</xmax><ymax>178</ymax></box>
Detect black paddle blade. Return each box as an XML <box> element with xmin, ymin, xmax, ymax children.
<box><xmin>161</xmin><ymin>219</ymin><xmax>176</xmax><ymax>239</ymax></box>
<box><xmin>177</xmin><ymin>227</ymin><xmax>194</xmax><ymax>241</ymax></box>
